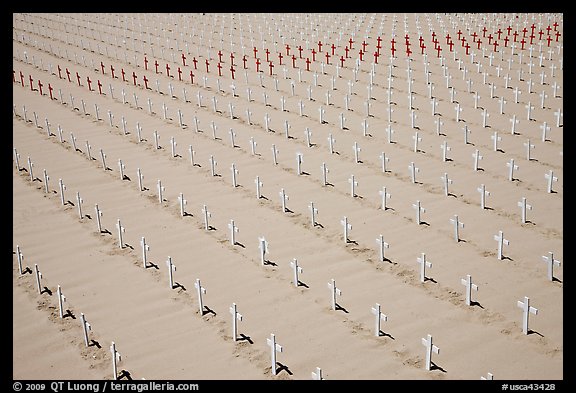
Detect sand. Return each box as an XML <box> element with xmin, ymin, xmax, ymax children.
<box><xmin>13</xmin><ymin>13</ymin><xmax>562</xmax><ymax>380</ymax></box>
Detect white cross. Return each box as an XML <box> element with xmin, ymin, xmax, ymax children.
<box><xmin>341</xmin><ymin>216</ymin><xmax>352</xmax><ymax>244</ymax></box>
<box><xmin>494</xmin><ymin>230</ymin><xmax>510</xmax><ymax>260</ymax></box>
<box><xmin>421</xmin><ymin>334</ymin><xmax>440</xmax><ymax>371</ymax></box>
<box><xmin>517</xmin><ymin>296</ymin><xmax>538</xmax><ymax>335</ymax></box>
<box><xmin>386</xmin><ymin>124</ymin><xmax>395</xmax><ymax>143</ymax></box>
<box><xmin>517</xmin><ymin>197</ymin><xmax>532</xmax><ymax>224</ymax></box>
<box><xmin>440</xmin><ymin>141</ymin><xmax>451</xmax><ymax>162</ymax></box>
<box><xmin>194</xmin><ymin>279</ymin><xmax>207</xmax><ymax>315</ymax></box>
<box><xmin>482</xmin><ymin>108</ymin><xmax>490</xmax><ymax>128</ymax></box>
<box><xmin>353</xmin><ymin>142</ymin><xmax>361</xmax><ymax>163</ymax></box>
<box><xmin>413</xmin><ymin>131</ymin><xmax>422</xmax><ymax>153</ymax></box>
<box><xmin>202</xmin><ymin>205</ymin><xmax>212</xmax><ymax>231</ymax></box>
<box><xmin>80</xmin><ymin>313</ymin><xmax>92</xmax><ymax>347</ymax></box>
<box><xmin>267</xmin><ymin>334</ymin><xmax>283</xmax><ymax>376</ymax></box>
<box><xmin>491</xmin><ymin>131</ymin><xmax>501</xmax><ymax>152</ymax></box>
<box><xmin>229</xmin><ymin>303</ymin><xmax>243</xmax><ymax>341</ymax></box>
<box><xmin>327</xmin><ymin>278</ymin><xmax>342</xmax><ymax>310</ymax></box>
<box><xmin>166</xmin><ymin>256</ymin><xmax>176</xmax><ymax>289</ymax></box>
<box><xmin>228</xmin><ymin>219</ymin><xmax>239</xmax><ymax>245</ymax></box>
<box><xmin>348</xmin><ymin>175</ymin><xmax>358</xmax><ymax>198</ymax></box>
<box><xmin>544</xmin><ymin>169</ymin><xmax>558</xmax><ymax>193</ymax></box>
<box><xmin>542</xmin><ymin>251</ymin><xmax>561</xmax><ymax>282</ymax></box>
<box><xmin>477</xmin><ymin>184</ymin><xmax>490</xmax><ymax>209</ymax></box>
<box><xmin>440</xmin><ymin>173</ymin><xmax>453</xmax><ymax>197</ymax></box>
<box><xmin>507</xmin><ymin>159</ymin><xmax>519</xmax><ymax>181</ymax></box>
<box><xmin>311</xmin><ymin>367</ymin><xmax>323</xmax><ymax>380</ymax></box>
<box><xmin>279</xmin><ymin>188</ymin><xmax>289</xmax><ymax>213</ymax></box>
<box><xmin>371</xmin><ymin>303</ymin><xmax>388</xmax><ymax>337</ymax></box>
<box><xmin>56</xmin><ymin>285</ymin><xmax>67</xmax><ymax>318</ymax></box>
<box><xmin>450</xmin><ymin>214</ymin><xmax>464</xmax><ymax>242</ymax></box>
<box><xmin>481</xmin><ymin>372</ymin><xmax>494</xmax><ymax>380</ymax></box>
<box><xmin>526</xmin><ymin>101</ymin><xmax>534</xmax><ymax>121</ymax></box>
<box><xmin>110</xmin><ymin>341</ymin><xmax>122</xmax><ymax>380</ymax></box>
<box><xmin>417</xmin><ymin>253</ymin><xmax>432</xmax><ymax>283</ymax></box>
<box><xmin>540</xmin><ymin>121</ymin><xmax>550</xmax><ymax>142</ymax></box>
<box><xmin>376</xmin><ymin>234</ymin><xmax>390</xmax><ymax>262</ymax></box>
<box><xmin>460</xmin><ymin>274</ymin><xmax>478</xmax><ymax>306</ymax></box>
<box><xmin>409</xmin><ymin>162</ymin><xmax>419</xmax><ymax>183</ymax></box>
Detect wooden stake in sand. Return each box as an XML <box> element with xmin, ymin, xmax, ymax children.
<box><xmin>80</xmin><ymin>313</ymin><xmax>92</xmax><ymax>347</ymax></box>
<box><xmin>409</xmin><ymin>162</ymin><xmax>419</xmax><ymax>184</ymax></box>
<box><xmin>267</xmin><ymin>334</ymin><xmax>283</xmax><ymax>376</ymax></box>
<box><xmin>517</xmin><ymin>296</ymin><xmax>538</xmax><ymax>335</ymax></box>
<box><xmin>290</xmin><ymin>258</ymin><xmax>303</xmax><ymax>287</ymax></box>
<box><xmin>542</xmin><ymin>252</ymin><xmax>561</xmax><ymax>282</ymax></box>
<box><xmin>341</xmin><ymin>216</ymin><xmax>352</xmax><ymax>244</ymax></box>
<box><xmin>421</xmin><ymin>334</ymin><xmax>440</xmax><ymax>371</ymax></box>
<box><xmin>371</xmin><ymin>303</ymin><xmax>388</xmax><ymax>337</ymax></box>
<box><xmin>230</xmin><ymin>303</ymin><xmax>243</xmax><ymax>341</ymax></box>
<box><xmin>327</xmin><ymin>279</ymin><xmax>342</xmax><ymax>311</ymax></box>
<box><xmin>413</xmin><ymin>201</ymin><xmax>425</xmax><ymax>225</ymax></box>
<box><xmin>461</xmin><ymin>274</ymin><xmax>478</xmax><ymax>306</ymax></box>
<box><xmin>57</xmin><ymin>285</ymin><xmax>67</xmax><ymax>318</ymax></box>
<box><xmin>194</xmin><ymin>279</ymin><xmax>207</xmax><ymax>315</ymax></box>
<box><xmin>109</xmin><ymin>342</ymin><xmax>122</xmax><ymax>380</ymax></box>
<box><xmin>477</xmin><ymin>184</ymin><xmax>490</xmax><ymax>210</ymax></box>
<box><xmin>494</xmin><ymin>230</ymin><xmax>510</xmax><ymax>260</ymax></box>
<box><xmin>417</xmin><ymin>253</ymin><xmax>432</xmax><ymax>283</ymax></box>
<box><xmin>518</xmin><ymin>197</ymin><xmax>532</xmax><ymax>224</ymax></box>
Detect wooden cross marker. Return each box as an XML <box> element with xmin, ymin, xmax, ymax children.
<box><xmin>279</xmin><ymin>188</ymin><xmax>289</xmax><ymax>213</ymax></box>
<box><xmin>422</xmin><ymin>334</ymin><xmax>440</xmax><ymax>370</ymax></box>
<box><xmin>507</xmin><ymin>159</ymin><xmax>519</xmax><ymax>181</ymax></box>
<box><xmin>413</xmin><ymin>200</ymin><xmax>426</xmax><ymax>225</ymax></box>
<box><xmin>157</xmin><ymin>180</ymin><xmax>165</xmax><ymax>204</ymax></box>
<box><xmin>271</xmin><ymin>144</ymin><xmax>279</xmax><ymax>165</ymax></box>
<box><xmin>194</xmin><ymin>279</ymin><xmax>207</xmax><ymax>315</ymax></box>
<box><xmin>517</xmin><ymin>296</ymin><xmax>538</xmax><ymax>335</ymax></box>
<box><xmin>494</xmin><ymin>230</ymin><xmax>510</xmax><ymax>260</ymax></box>
<box><xmin>166</xmin><ymin>256</ymin><xmax>177</xmax><ymax>289</ymax></box>
<box><xmin>290</xmin><ymin>258</ymin><xmax>304</xmax><ymax>287</ymax></box>
<box><xmin>230</xmin><ymin>163</ymin><xmax>239</xmax><ymax>187</ymax></box>
<box><xmin>56</xmin><ymin>285</ymin><xmax>67</xmax><ymax>318</ymax></box>
<box><xmin>296</xmin><ymin>152</ymin><xmax>304</xmax><ymax>175</ymax></box>
<box><xmin>491</xmin><ymin>131</ymin><xmax>501</xmax><ymax>152</ymax></box>
<box><xmin>267</xmin><ymin>334</ymin><xmax>283</xmax><ymax>376</ymax></box>
<box><xmin>440</xmin><ymin>173</ymin><xmax>453</xmax><ymax>197</ymax></box>
<box><xmin>57</xmin><ymin>178</ymin><xmax>67</xmax><ymax>205</ymax></box>
<box><xmin>386</xmin><ymin>124</ymin><xmax>395</xmax><ymax>144</ymax></box>
<box><xmin>311</xmin><ymin>367</ymin><xmax>323</xmax><ymax>380</ymax></box>
<box><xmin>554</xmin><ymin>108</ymin><xmax>562</xmax><ymax>127</ymax></box>
<box><xmin>80</xmin><ymin>313</ymin><xmax>92</xmax><ymax>347</ymax></box>
<box><xmin>477</xmin><ymin>184</ymin><xmax>490</xmax><ymax>209</ymax></box>
<box><xmin>371</xmin><ymin>303</ymin><xmax>388</xmax><ymax>337</ymax></box>
<box><xmin>540</xmin><ymin>122</ymin><xmax>550</xmax><ymax>142</ymax></box>
<box><xmin>417</xmin><ymin>251</ymin><xmax>432</xmax><ymax>283</ymax></box>
<box><xmin>15</xmin><ymin>245</ymin><xmax>25</xmax><ymax>275</ymax></box>
<box><xmin>542</xmin><ymin>251</ymin><xmax>561</xmax><ymax>282</ymax></box>
<box><xmin>228</xmin><ymin>219</ymin><xmax>239</xmax><ymax>246</ymax></box>
<box><xmin>116</xmin><ymin>219</ymin><xmax>126</xmax><ymax>249</ymax></box>
<box><xmin>440</xmin><ymin>140</ymin><xmax>451</xmax><ymax>162</ymax></box>
<box><xmin>481</xmin><ymin>373</ymin><xmax>494</xmax><ymax>380</ymax></box>
<box><xmin>349</xmin><ymin>175</ymin><xmax>358</xmax><ymax>197</ymax></box>
<box><xmin>341</xmin><ymin>216</ymin><xmax>352</xmax><ymax>244</ymax></box>
<box><xmin>327</xmin><ymin>134</ymin><xmax>336</xmax><ymax>154</ymax></box>
<box><xmin>544</xmin><ymin>170</ymin><xmax>558</xmax><ymax>193</ymax></box>
<box><xmin>110</xmin><ymin>342</ymin><xmax>122</xmax><ymax>380</ymax></box>
<box><xmin>229</xmin><ymin>303</ymin><xmax>243</xmax><ymax>341</ymax></box>
<box><xmin>461</xmin><ymin>274</ymin><xmax>478</xmax><ymax>306</ymax></box>
<box><xmin>34</xmin><ymin>264</ymin><xmax>44</xmax><ymax>294</ymax></box>
<box><xmin>327</xmin><ymin>278</ymin><xmax>342</xmax><ymax>310</ymax></box>
<box><xmin>516</xmin><ymin>197</ymin><xmax>532</xmax><ymax>224</ymax></box>
<box><xmin>139</xmin><ymin>236</ymin><xmax>151</xmax><ymax>268</ymax></box>
<box><xmin>450</xmin><ymin>214</ymin><xmax>465</xmax><ymax>242</ymax></box>
<box><xmin>258</xmin><ymin>236</ymin><xmax>270</xmax><ymax>266</ymax></box>
<box><xmin>76</xmin><ymin>191</ymin><xmax>84</xmax><ymax>219</ymax></box>
<box><xmin>409</xmin><ymin>162</ymin><xmax>420</xmax><ymax>184</ymax></box>
<box><xmin>376</xmin><ymin>234</ymin><xmax>390</xmax><ymax>262</ymax></box>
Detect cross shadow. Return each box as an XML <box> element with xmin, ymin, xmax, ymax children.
<box><xmin>470</xmin><ymin>300</ymin><xmax>484</xmax><ymax>309</ymax></box>
<box><xmin>122</xmin><ymin>175</ymin><xmax>131</xmax><ymax>181</ymax></box>
<box><xmin>275</xmin><ymin>362</ymin><xmax>293</xmax><ymax>376</ymax></box>
<box><xmin>444</xmin><ymin>158</ymin><xmax>453</xmax><ymax>162</ymax></box>
<box><xmin>182</xmin><ymin>212</ymin><xmax>193</xmax><ymax>217</ymax></box>
<box><xmin>325</xmin><ymin>182</ymin><xmax>334</xmax><ymax>187</ymax></box>
<box><xmin>418</xmin><ymin>221</ymin><xmax>430</xmax><ymax>226</ymax></box>
<box><xmin>21</xmin><ymin>266</ymin><xmax>33</xmax><ymax>275</ymax></box>
<box><xmin>207</xmin><ymin>225</ymin><xmax>217</xmax><ymax>231</ymax></box>
<box><xmin>300</xmin><ymin>171</ymin><xmax>310</xmax><ymax>176</ymax></box>
<box><xmin>117</xmin><ymin>370</ymin><xmax>132</xmax><ymax>380</ymax></box>
<box><xmin>430</xmin><ymin>362</ymin><xmax>447</xmax><ymax>373</ymax></box>
<box><xmin>296</xmin><ymin>280</ymin><xmax>309</xmax><ymax>289</ymax></box>
<box><xmin>258</xmin><ymin>195</ymin><xmax>269</xmax><ymax>201</ymax></box>
<box><xmin>483</xmin><ymin>206</ymin><xmax>494</xmax><ymax>211</ymax></box>
<box><xmin>173</xmin><ymin>282</ymin><xmax>186</xmax><ymax>291</ymax></box>
<box><xmin>192</xmin><ymin>163</ymin><xmax>202</xmax><ymax>168</ymax></box>
<box><xmin>456</xmin><ymin>238</ymin><xmax>467</xmax><ymax>243</ymax></box>
<box><xmin>335</xmin><ymin>303</ymin><xmax>349</xmax><ymax>313</ymax></box>
<box><xmin>88</xmin><ymin>339</ymin><xmax>101</xmax><ymax>348</ymax></box>
<box><xmin>528</xmin><ymin>329</ymin><xmax>544</xmax><ymax>337</ymax></box>
<box><xmin>356</xmin><ymin>160</ymin><xmax>363</xmax><ymax>164</ymax></box>
<box><xmin>238</xmin><ymin>334</ymin><xmax>253</xmax><ymax>344</ymax></box>
<box><xmin>383</xmin><ymin>207</ymin><xmax>395</xmax><ymax>212</ymax></box>
<box><xmin>145</xmin><ymin>261</ymin><xmax>159</xmax><ymax>270</ymax></box>
<box><xmin>424</xmin><ymin>277</ymin><xmax>437</xmax><ymax>284</ymax></box>
<box><xmin>123</xmin><ymin>243</ymin><xmax>134</xmax><ymax>250</ymax></box>
<box><xmin>378</xmin><ymin>331</ymin><xmax>395</xmax><ymax>339</ymax></box>
<box><xmin>234</xmin><ymin>241</ymin><xmax>245</xmax><ymax>248</ymax></box>
<box><xmin>313</xmin><ymin>222</ymin><xmax>324</xmax><ymax>229</ymax></box>
<box><xmin>501</xmin><ymin>255</ymin><xmax>513</xmax><ymax>261</ymax></box>
<box><xmin>212</xmin><ymin>173</ymin><xmax>222</xmax><ymax>177</ymax></box>
<box><xmin>552</xmin><ymin>277</ymin><xmax>562</xmax><ymax>283</ymax></box>
<box><xmin>63</xmin><ymin>309</ymin><xmax>76</xmax><ymax>319</ymax></box>
<box><xmin>496</xmin><ymin>148</ymin><xmax>505</xmax><ymax>153</ymax></box>
<box><xmin>65</xmin><ymin>200</ymin><xmax>75</xmax><ymax>207</ymax></box>
<box><xmin>447</xmin><ymin>192</ymin><xmax>457</xmax><ymax>198</ymax></box>
<box><xmin>40</xmin><ymin>286</ymin><xmax>53</xmax><ymax>296</ymax></box>
<box><xmin>201</xmin><ymin>306</ymin><xmax>217</xmax><ymax>316</ymax></box>
<box><xmin>84</xmin><ymin>214</ymin><xmax>92</xmax><ymax>220</ymax></box>
<box><xmin>100</xmin><ymin>228</ymin><xmax>112</xmax><ymax>235</ymax></box>
<box><xmin>283</xmin><ymin>208</ymin><xmax>294</xmax><ymax>214</ymax></box>
<box><xmin>263</xmin><ymin>259</ymin><xmax>278</xmax><ymax>267</ymax></box>
<box><xmin>346</xmin><ymin>239</ymin><xmax>358</xmax><ymax>245</ymax></box>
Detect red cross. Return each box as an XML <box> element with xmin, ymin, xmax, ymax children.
<box><xmin>298</xmin><ymin>45</ymin><xmax>303</xmax><ymax>58</ymax></box>
<box><xmin>101</xmin><ymin>61</ymin><xmax>105</xmax><ymax>74</ymax></box>
<box><xmin>445</xmin><ymin>34</ymin><xmax>451</xmax><ymax>44</ymax></box>
<box><xmin>436</xmin><ymin>45</ymin><xmax>441</xmax><ymax>57</ymax></box>
<box><xmin>268</xmin><ymin>61</ymin><xmax>274</xmax><ymax>75</ymax></box>
<box><xmin>318</xmin><ymin>40</ymin><xmax>323</xmax><ymax>52</ymax></box>
<box><xmin>192</xmin><ymin>57</ymin><xmax>198</xmax><ymax>70</ymax></box>
<box><xmin>110</xmin><ymin>65</ymin><xmax>115</xmax><ymax>79</ymax></box>
<box><xmin>471</xmin><ymin>32</ymin><xmax>478</xmax><ymax>42</ymax></box>
<box><xmin>344</xmin><ymin>46</ymin><xmax>350</xmax><ymax>58</ymax></box>
<box><xmin>76</xmin><ymin>72</ymin><xmax>81</xmax><ymax>86</ymax></box>
<box><xmin>154</xmin><ymin>60</ymin><xmax>159</xmax><ymax>73</ymax></box>
<box><xmin>482</xmin><ymin>27</ymin><xmax>487</xmax><ymax>37</ymax></box>
<box><xmin>374</xmin><ymin>50</ymin><xmax>380</xmax><ymax>63</ymax></box>
<box><xmin>205</xmin><ymin>59</ymin><xmax>210</xmax><ymax>73</ymax></box>
<box><xmin>265</xmin><ymin>48</ymin><xmax>270</xmax><ymax>62</ymax></box>
<box><xmin>38</xmin><ymin>79</ymin><xmax>43</xmax><ymax>95</ymax></box>
<box><xmin>348</xmin><ymin>37</ymin><xmax>354</xmax><ymax>49</ymax></box>
<box><xmin>493</xmin><ymin>41</ymin><xmax>499</xmax><ymax>52</ymax></box>
<box><xmin>448</xmin><ymin>40</ymin><xmax>454</xmax><ymax>52</ymax></box>
<box><xmin>97</xmin><ymin>80</ymin><xmax>102</xmax><ymax>94</ymax></box>
<box><xmin>255</xmin><ymin>58</ymin><xmax>261</xmax><ymax>72</ymax></box>
<box><xmin>458</xmin><ymin>29</ymin><xmax>463</xmax><ymax>40</ymax></box>
<box><xmin>217</xmin><ymin>62</ymin><xmax>222</xmax><ymax>76</ymax></box>
<box><xmin>58</xmin><ymin>65</ymin><xmax>62</xmax><ymax>79</ymax></box>
<box><xmin>507</xmin><ymin>26</ymin><xmax>512</xmax><ymax>35</ymax></box>
<box><xmin>553</xmin><ymin>21</ymin><xmax>559</xmax><ymax>31</ymax></box>
<box><xmin>513</xmin><ymin>31</ymin><xmax>519</xmax><ymax>42</ymax></box>
<box><xmin>359</xmin><ymin>49</ymin><xmax>364</xmax><ymax>61</ymax></box>
<box><xmin>278</xmin><ymin>52</ymin><xmax>283</xmax><ymax>65</ymax></box>
<box><xmin>546</xmin><ymin>35</ymin><xmax>552</xmax><ymax>47</ymax></box>
<box><xmin>143</xmin><ymin>75</ymin><xmax>149</xmax><ymax>89</ymax></box>
<box><xmin>132</xmin><ymin>71</ymin><xmax>137</xmax><ymax>85</ymax></box>
<box><xmin>182</xmin><ymin>53</ymin><xmax>186</xmax><ymax>66</ymax></box>
<box><xmin>420</xmin><ymin>43</ymin><xmax>426</xmax><ymax>54</ymax></box>
<box><xmin>419</xmin><ymin>36</ymin><xmax>424</xmax><ymax>47</ymax></box>
<box><xmin>487</xmin><ymin>34</ymin><xmax>493</xmax><ymax>45</ymax></box>
<box><xmin>406</xmin><ymin>46</ymin><xmax>412</xmax><ymax>57</ymax></box>
<box><xmin>465</xmin><ymin>43</ymin><xmax>470</xmax><ymax>55</ymax></box>
<box><xmin>391</xmin><ymin>45</ymin><xmax>396</xmax><ymax>57</ymax></box>
<box><xmin>66</xmin><ymin>68</ymin><xmax>71</xmax><ymax>82</ymax></box>
<box><xmin>285</xmin><ymin>44</ymin><xmax>291</xmax><ymax>56</ymax></box>
<box><xmin>340</xmin><ymin>55</ymin><xmax>345</xmax><ymax>67</ymax></box>
<box><xmin>230</xmin><ymin>66</ymin><xmax>235</xmax><ymax>79</ymax></box>
<box><xmin>305</xmin><ymin>57</ymin><xmax>311</xmax><ymax>71</ymax></box>
<box><xmin>331</xmin><ymin>43</ymin><xmax>336</xmax><ymax>56</ymax></box>
<box><xmin>522</xmin><ymin>27</ymin><xmax>528</xmax><ymax>37</ymax></box>
<box><xmin>230</xmin><ymin>52</ymin><xmax>235</xmax><ymax>66</ymax></box>
<box><xmin>253</xmin><ymin>46</ymin><xmax>258</xmax><ymax>58</ymax></box>
<box><xmin>165</xmin><ymin>63</ymin><xmax>170</xmax><ymax>77</ymax></box>
<box><xmin>178</xmin><ymin>67</ymin><xmax>182</xmax><ymax>81</ymax></box>
<box><xmin>497</xmin><ymin>29</ymin><xmax>503</xmax><ymax>40</ymax></box>
<box><xmin>405</xmin><ymin>34</ymin><xmax>410</xmax><ymax>45</ymax></box>
<box><xmin>144</xmin><ymin>56</ymin><xmax>148</xmax><ymax>70</ymax></box>
<box><xmin>476</xmin><ymin>39</ymin><xmax>482</xmax><ymax>49</ymax></box>
<box><xmin>325</xmin><ymin>52</ymin><xmax>331</xmax><ymax>64</ymax></box>
<box><xmin>49</xmin><ymin>83</ymin><xmax>54</xmax><ymax>99</ymax></box>
<box><xmin>19</xmin><ymin>71</ymin><xmax>24</xmax><ymax>86</ymax></box>
<box><xmin>291</xmin><ymin>54</ymin><xmax>296</xmax><ymax>68</ymax></box>
<box><xmin>218</xmin><ymin>50</ymin><xmax>223</xmax><ymax>63</ymax></box>
<box><xmin>189</xmin><ymin>71</ymin><xmax>194</xmax><ymax>84</ymax></box>
<box><xmin>311</xmin><ymin>48</ymin><xmax>316</xmax><ymax>62</ymax></box>
<box><xmin>546</xmin><ymin>25</ymin><xmax>552</xmax><ymax>35</ymax></box>
<box><xmin>87</xmin><ymin>76</ymin><xmax>92</xmax><ymax>90</ymax></box>
<box><xmin>555</xmin><ymin>31</ymin><xmax>561</xmax><ymax>41</ymax></box>
<box><xmin>520</xmin><ymin>39</ymin><xmax>526</xmax><ymax>50</ymax></box>
<box><xmin>362</xmin><ymin>40</ymin><xmax>368</xmax><ymax>52</ymax></box>
<box><xmin>242</xmin><ymin>55</ymin><xmax>247</xmax><ymax>69</ymax></box>
<box><xmin>504</xmin><ymin>36</ymin><xmax>509</xmax><ymax>47</ymax></box>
